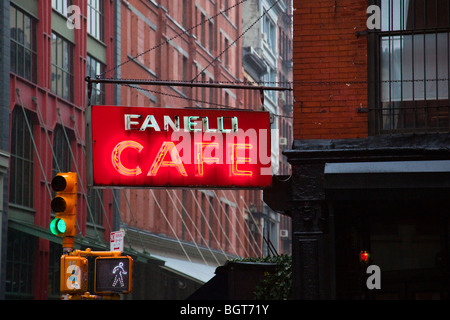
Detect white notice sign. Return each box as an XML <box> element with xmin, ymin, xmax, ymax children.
<box><xmin>110</xmin><ymin>230</ymin><xmax>124</xmax><ymax>252</ymax></box>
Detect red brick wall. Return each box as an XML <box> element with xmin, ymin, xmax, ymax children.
<box><xmin>292</xmin><ymin>0</ymin><xmax>368</xmax><ymax>140</ymax></box>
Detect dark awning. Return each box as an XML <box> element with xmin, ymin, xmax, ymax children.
<box><xmin>324</xmin><ymin>160</ymin><xmax>450</xmax><ymax>200</ymax></box>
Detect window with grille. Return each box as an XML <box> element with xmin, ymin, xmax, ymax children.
<box><xmin>372</xmin><ymin>0</ymin><xmax>450</xmax><ymax>133</ymax></box>
<box><xmin>10</xmin><ymin>5</ymin><xmax>37</xmax><ymax>83</ymax></box>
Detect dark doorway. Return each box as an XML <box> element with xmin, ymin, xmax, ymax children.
<box><xmin>334</xmin><ymin>199</ymin><xmax>450</xmax><ymax>300</ymax></box>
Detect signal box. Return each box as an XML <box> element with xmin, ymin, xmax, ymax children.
<box><xmin>60</xmin><ymin>255</ymin><xmax>88</xmax><ymax>294</ymax></box>
<box><xmin>94</xmin><ymin>256</ymin><xmax>133</xmax><ymax>294</ymax></box>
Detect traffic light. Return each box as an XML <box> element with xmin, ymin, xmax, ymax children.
<box><xmin>359</xmin><ymin>250</ymin><xmax>371</xmax><ymax>264</ymax></box>
<box><xmin>94</xmin><ymin>256</ymin><xmax>133</xmax><ymax>294</ymax></box>
<box><xmin>60</xmin><ymin>255</ymin><xmax>88</xmax><ymax>294</ymax></box>
<box><xmin>50</xmin><ymin>172</ymin><xmax>77</xmax><ymax>239</ymax></box>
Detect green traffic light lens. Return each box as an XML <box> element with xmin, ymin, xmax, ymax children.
<box><xmin>50</xmin><ymin>218</ymin><xmax>66</xmax><ymax>235</ymax></box>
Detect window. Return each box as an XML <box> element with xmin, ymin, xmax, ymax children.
<box><xmin>200</xmin><ymin>13</ymin><xmax>206</xmax><ymax>47</ymax></box>
<box><xmin>209</xmin><ymin>78</ymin><xmax>215</xmax><ymax>106</ymax></box>
<box><xmin>5</xmin><ymin>229</ymin><xmax>36</xmax><ymax>299</ymax></box>
<box><xmin>264</xmin><ymin>68</ymin><xmax>277</xmax><ymax>102</ymax></box>
<box><xmin>51</xmin><ymin>32</ymin><xmax>73</xmax><ymax>101</ymax></box>
<box><xmin>182</xmin><ymin>56</ymin><xmax>188</xmax><ymax>95</ymax></box>
<box><xmin>263</xmin><ymin>13</ymin><xmax>277</xmax><ymax>53</ymax></box>
<box><xmin>87</xmin><ymin>55</ymin><xmax>105</xmax><ymax>105</ymax></box>
<box><xmin>52</xmin><ymin>0</ymin><xmax>71</xmax><ymax>16</ymax></box>
<box><xmin>48</xmin><ymin>242</ymin><xmax>61</xmax><ymax>298</ymax></box>
<box><xmin>10</xmin><ymin>5</ymin><xmax>37</xmax><ymax>82</ymax></box>
<box><xmin>9</xmin><ymin>107</ymin><xmax>34</xmax><ymax>208</ymax></box>
<box><xmin>87</xmin><ymin>0</ymin><xmax>104</xmax><ymax>41</ymax></box>
<box><xmin>223</xmin><ymin>0</ymin><xmax>229</xmax><ymax>16</ymax></box>
<box><xmin>182</xmin><ymin>0</ymin><xmax>188</xmax><ymax>29</ymax></box>
<box><xmin>180</xmin><ymin>190</ymin><xmax>188</xmax><ymax>241</ymax></box>
<box><xmin>224</xmin><ymin>204</ymin><xmax>230</xmax><ymax>251</ymax></box>
<box><xmin>224</xmin><ymin>38</ymin><xmax>229</xmax><ymax>67</ymax></box>
<box><xmin>87</xmin><ymin>188</ymin><xmax>104</xmax><ymax>226</ymax></box>
<box><xmin>209</xmin><ymin>21</ymin><xmax>214</xmax><ymax>53</ymax></box>
<box><xmin>373</xmin><ymin>0</ymin><xmax>450</xmax><ymax>133</ymax></box>
<box><xmin>52</xmin><ymin>125</ymin><xmax>72</xmax><ymax>176</ymax></box>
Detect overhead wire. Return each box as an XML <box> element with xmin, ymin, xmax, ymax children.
<box><xmin>165</xmin><ymin>189</ymin><xmax>211</xmax><ymax>266</ymax></box>
<box><xmin>188</xmin><ymin>189</ymin><xmax>230</xmax><ymax>260</ymax></box>
<box><xmin>99</xmin><ymin>0</ymin><xmax>250</xmax><ymax>79</ymax></box>
<box><xmin>168</xmin><ymin>190</ymin><xmax>222</xmax><ymax>265</ymax></box>
<box><xmin>192</xmin><ymin>0</ymin><xmax>284</xmax><ymax>82</ymax></box>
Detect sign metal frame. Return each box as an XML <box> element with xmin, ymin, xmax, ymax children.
<box><xmin>86</xmin><ymin>105</ymin><xmax>272</xmax><ymax>189</ymax></box>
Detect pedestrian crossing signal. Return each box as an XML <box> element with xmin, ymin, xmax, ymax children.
<box><xmin>94</xmin><ymin>256</ymin><xmax>133</xmax><ymax>294</ymax></box>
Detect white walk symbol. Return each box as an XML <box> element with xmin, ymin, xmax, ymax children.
<box><xmin>112</xmin><ymin>262</ymin><xmax>127</xmax><ymax>287</ymax></box>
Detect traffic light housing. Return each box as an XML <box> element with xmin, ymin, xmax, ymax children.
<box><xmin>94</xmin><ymin>256</ymin><xmax>133</xmax><ymax>294</ymax></box>
<box><xmin>60</xmin><ymin>255</ymin><xmax>88</xmax><ymax>294</ymax></box>
<box><xmin>50</xmin><ymin>173</ymin><xmax>77</xmax><ymax>240</ymax></box>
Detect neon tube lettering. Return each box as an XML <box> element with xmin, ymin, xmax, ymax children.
<box><xmin>231</xmin><ymin>143</ymin><xmax>253</xmax><ymax>176</ymax></box>
<box><xmin>148</xmin><ymin>141</ymin><xmax>187</xmax><ymax>176</ymax></box>
<box><xmin>195</xmin><ymin>142</ymin><xmax>220</xmax><ymax>176</ymax></box>
<box><xmin>111</xmin><ymin>140</ymin><xmax>143</xmax><ymax>176</ymax></box>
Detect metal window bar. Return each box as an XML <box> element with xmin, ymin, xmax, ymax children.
<box><xmin>377</xmin><ymin>0</ymin><xmax>450</xmax><ymax>134</ymax></box>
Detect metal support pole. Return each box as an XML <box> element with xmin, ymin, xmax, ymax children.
<box><xmin>85</xmin><ymin>77</ymin><xmax>292</xmax><ymax>92</ymax></box>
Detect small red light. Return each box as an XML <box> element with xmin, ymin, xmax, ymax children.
<box><xmin>360</xmin><ymin>251</ymin><xmax>370</xmax><ymax>263</ymax></box>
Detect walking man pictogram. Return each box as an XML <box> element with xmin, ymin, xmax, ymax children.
<box><xmin>112</xmin><ymin>262</ymin><xmax>127</xmax><ymax>287</ymax></box>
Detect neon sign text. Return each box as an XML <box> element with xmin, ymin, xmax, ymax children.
<box><xmin>110</xmin><ymin>140</ymin><xmax>254</xmax><ymax>178</ymax></box>
<box><xmin>124</xmin><ymin>114</ymin><xmax>238</xmax><ymax>133</ymax></box>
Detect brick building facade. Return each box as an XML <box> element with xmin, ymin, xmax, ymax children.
<box><xmin>265</xmin><ymin>0</ymin><xmax>450</xmax><ymax>299</ymax></box>
<box><xmin>292</xmin><ymin>0</ymin><xmax>368</xmax><ymax>140</ymax></box>
<box><xmin>2</xmin><ymin>0</ymin><xmax>118</xmax><ymax>299</ymax></box>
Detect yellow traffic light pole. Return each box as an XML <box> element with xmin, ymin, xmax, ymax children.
<box><xmin>71</xmin><ymin>248</ymin><xmax>122</xmax><ymax>258</ymax></box>
<box><xmin>50</xmin><ymin>173</ymin><xmax>133</xmax><ymax>300</ymax></box>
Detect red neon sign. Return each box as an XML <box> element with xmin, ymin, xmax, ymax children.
<box><xmin>87</xmin><ymin>105</ymin><xmax>272</xmax><ymax>188</ymax></box>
